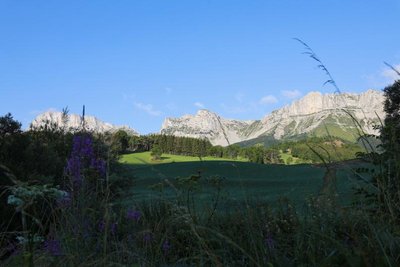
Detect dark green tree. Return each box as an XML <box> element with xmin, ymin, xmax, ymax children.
<box><xmin>0</xmin><ymin>114</ymin><xmax>31</xmax><ymax>180</ymax></box>
<box><xmin>378</xmin><ymin>79</ymin><xmax>400</xmax><ymax>219</ymax></box>
<box><xmin>150</xmin><ymin>145</ymin><xmax>162</xmax><ymax>160</ymax></box>
<box><xmin>381</xmin><ymin>80</ymin><xmax>400</xmax><ymax>156</ymax></box>
<box><xmin>0</xmin><ymin>113</ymin><xmax>22</xmax><ymax>138</ymax></box>
<box><xmin>111</xmin><ymin>130</ymin><xmax>129</xmax><ymax>154</ymax></box>
<box><xmin>128</xmin><ymin>135</ymin><xmax>141</xmax><ymax>151</ymax></box>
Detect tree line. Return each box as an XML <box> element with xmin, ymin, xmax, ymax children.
<box><xmin>110</xmin><ymin>130</ymin><xmax>283</xmax><ymax>163</ymax></box>
<box><xmin>271</xmin><ymin>136</ymin><xmax>363</xmax><ymax>163</ymax></box>
<box><xmin>110</xmin><ymin>130</ymin><xmax>365</xmax><ymax>164</ymax></box>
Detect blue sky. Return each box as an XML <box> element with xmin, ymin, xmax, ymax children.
<box><xmin>1</xmin><ymin>1</ymin><xmax>399</xmax><ymax>134</ymax></box>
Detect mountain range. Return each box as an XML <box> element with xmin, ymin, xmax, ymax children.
<box><xmin>31</xmin><ymin>111</ymin><xmax>139</xmax><ymax>135</ymax></box>
<box><xmin>160</xmin><ymin>90</ymin><xmax>384</xmax><ymax>146</ymax></box>
<box><xmin>31</xmin><ymin>90</ymin><xmax>385</xmax><ymax>146</ymax></box>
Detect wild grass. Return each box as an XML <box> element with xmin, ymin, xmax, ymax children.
<box><xmin>3</xmin><ymin>178</ymin><xmax>400</xmax><ymax>266</ymax></box>
<box><xmin>118</xmin><ymin>160</ymin><xmax>368</xmax><ymax>210</ymax></box>
<box><xmin>1</xmin><ymin>149</ymin><xmax>399</xmax><ymax>266</ymax></box>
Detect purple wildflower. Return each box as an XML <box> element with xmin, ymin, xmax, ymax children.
<box><xmin>66</xmin><ymin>156</ymin><xmax>83</xmax><ymax>186</ymax></box>
<box><xmin>126</xmin><ymin>209</ymin><xmax>142</xmax><ymax>222</ymax></box>
<box><xmin>5</xmin><ymin>243</ymin><xmax>18</xmax><ymax>256</ymax></box>
<box><xmin>82</xmin><ymin>136</ymin><xmax>94</xmax><ymax>157</ymax></box>
<box><xmin>143</xmin><ymin>232</ymin><xmax>153</xmax><ymax>244</ymax></box>
<box><xmin>98</xmin><ymin>220</ymin><xmax>118</xmax><ymax>235</ymax></box>
<box><xmin>44</xmin><ymin>239</ymin><xmax>62</xmax><ymax>256</ymax></box>
<box><xmin>110</xmin><ymin>222</ymin><xmax>118</xmax><ymax>235</ymax></box>
<box><xmin>65</xmin><ymin>134</ymin><xmax>106</xmax><ymax>189</ymax></box>
<box><xmin>71</xmin><ymin>135</ymin><xmax>94</xmax><ymax>159</ymax></box>
<box><xmin>162</xmin><ymin>239</ymin><xmax>171</xmax><ymax>254</ymax></box>
<box><xmin>56</xmin><ymin>193</ymin><xmax>71</xmax><ymax>208</ymax></box>
<box><xmin>265</xmin><ymin>234</ymin><xmax>275</xmax><ymax>250</ymax></box>
<box><xmin>98</xmin><ymin>220</ymin><xmax>106</xmax><ymax>232</ymax></box>
<box><xmin>92</xmin><ymin>158</ymin><xmax>106</xmax><ymax>177</ymax></box>
<box><xmin>97</xmin><ymin>159</ymin><xmax>106</xmax><ymax>176</ymax></box>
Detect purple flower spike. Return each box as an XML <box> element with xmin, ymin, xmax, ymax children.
<box><xmin>44</xmin><ymin>239</ymin><xmax>62</xmax><ymax>256</ymax></box>
<box><xmin>98</xmin><ymin>220</ymin><xmax>106</xmax><ymax>232</ymax></box>
<box><xmin>56</xmin><ymin>194</ymin><xmax>71</xmax><ymax>208</ymax></box>
<box><xmin>143</xmin><ymin>232</ymin><xmax>153</xmax><ymax>244</ymax></box>
<box><xmin>162</xmin><ymin>239</ymin><xmax>171</xmax><ymax>254</ymax></box>
<box><xmin>65</xmin><ymin>134</ymin><xmax>107</xmax><ymax>188</ymax></box>
<box><xmin>110</xmin><ymin>222</ymin><xmax>118</xmax><ymax>235</ymax></box>
<box><xmin>265</xmin><ymin>235</ymin><xmax>275</xmax><ymax>250</ymax></box>
<box><xmin>66</xmin><ymin>156</ymin><xmax>82</xmax><ymax>185</ymax></box>
<box><xmin>94</xmin><ymin>159</ymin><xmax>106</xmax><ymax>177</ymax></box>
<box><xmin>126</xmin><ymin>209</ymin><xmax>142</xmax><ymax>222</ymax></box>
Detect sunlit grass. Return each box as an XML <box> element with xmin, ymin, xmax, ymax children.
<box><xmin>119</xmin><ymin>151</ymin><xmax>248</xmax><ymax>165</ymax></box>
<box><xmin>279</xmin><ymin>151</ymin><xmax>311</xmax><ymax>164</ymax></box>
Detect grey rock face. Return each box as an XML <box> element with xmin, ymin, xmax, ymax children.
<box><xmin>160</xmin><ymin>90</ymin><xmax>385</xmax><ymax>146</ymax></box>
<box><xmin>31</xmin><ymin>111</ymin><xmax>139</xmax><ymax>135</ymax></box>
<box><xmin>161</xmin><ymin>109</ymin><xmax>255</xmax><ymax>146</ymax></box>
<box><xmin>256</xmin><ymin>89</ymin><xmax>384</xmax><ymax>140</ymax></box>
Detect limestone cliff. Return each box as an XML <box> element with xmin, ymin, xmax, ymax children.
<box><xmin>160</xmin><ymin>90</ymin><xmax>384</xmax><ymax>146</ymax></box>
<box><xmin>31</xmin><ymin>111</ymin><xmax>139</xmax><ymax>135</ymax></box>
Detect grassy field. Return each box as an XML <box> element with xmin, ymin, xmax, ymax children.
<box><xmin>118</xmin><ymin>152</ymin><xmax>371</xmax><ymax>209</ymax></box>
<box><xmin>279</xmin><ymin>151</ymin><xmax>311</xmax><ymax>164</ymax></box>
<box><xmin>119</xmin><ymin>151</ymin><xmax>247</xmax><ymax>164</ymax></box>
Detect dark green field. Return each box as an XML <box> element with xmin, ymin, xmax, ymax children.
<box><xmin>120</xmin><ymin>159</ymin><xmax>370</xmax><ymax>208</ymax></box>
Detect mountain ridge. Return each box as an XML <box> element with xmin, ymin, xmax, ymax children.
<box><xmin>161</xmin><ymin>90</ymin><xmax>385</xmax><ymax>146</ymax></box>
<box><xmin>30</xmin><ymin>90</ymin><xmax>385</xmax><ymax>146</ymax></box>
<box><xmin>31</xmin><ymin>111</ymin><xmax>139</xmax><ymax>135</ymax></box>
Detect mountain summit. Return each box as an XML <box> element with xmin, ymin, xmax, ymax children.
<box><xmin>31</xmin><ymin>111</ymin><xmax>139</xmax><ymax>135</ymax></box>
<box><xmin>161</xmin><ymin>109</ymin><xmax>255</xmax><ymax>146</ymax></box>
<box><xmin>161</xmin><ymin>90</ymin><xmax>385</xmax><ymax>146</ymax></box>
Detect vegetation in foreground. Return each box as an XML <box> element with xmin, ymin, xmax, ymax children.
<box><xmin>0</xmin><ymin>80</ymin><xmax>400</xmax><ymax>266</ymax></box>
<box><xmin>118</xmin><ymin>159</ymin><xmax>368</xmax><ymax>209</ymax></box>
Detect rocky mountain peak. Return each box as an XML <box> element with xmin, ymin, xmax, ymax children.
<box><xmin>161</xmin><ymin>90</ymin><xmax>385</xmax><ymax>146</ymax></box>
<box><xmin>161</xmin><ymin>108</ymin><xmax>254</xmax><ymax>146</ymax></box>
<box><xmin>197</xmin><ymin>109</ymin><xmax>213</xmax><ymax>115</ymax></box>
<box><xmin>31</xmin><ymin>111</ymin><xmax>139</xmax><ymax>135</ymax></box>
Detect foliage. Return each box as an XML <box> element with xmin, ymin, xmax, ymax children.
<box><xmin>123</xmin><ymin>134</ymin><xmax>280</xmax><ymax>164</ymax></box>
<box><xmin>120</xmin><ymin>134</ymin><xmax>363</xmax><ymax>165</ymax></box>
<box><xmin>0</xmin><ymin>113</ymin><xmax>22</xmax><ymax>138</ymax></box>
<box><xmin>0</xmin><ymin>113</ymin><xmax>74</xmax><ymax>184</ymax></box>
<box><xmin>3</xmin><ymin>171</ymin><xmax>400</xmax><ymax>266</ymax></box>
<box><xmin>0</xmin><ymin>113</ymin><xmax>120</xmax><ymax>261</ymax></box>
<box><xmin>373</xmin><ymin>79</ymin><xmax>400</xmax><ymax>222</ymax></box>
<box><xmin>110</xmin><ymin>129</ymin><xmax>129</xmax><ymax>155</ymax></box>
<box><xmin>150</xmin><ymin>145</ymin><xmax>162</xmax><ymax>161</ymax></box>
<box><xmin>273</xmin><ymin>137</ymin><xmax>363</xmax><ymax>163</ymax></box>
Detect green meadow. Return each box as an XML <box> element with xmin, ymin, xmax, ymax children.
<box><xmin>119</xmin><ymin>151</ymin><xmax>248</xmax><ymax>164</ymax></box>
<box><xmin>119</xmin><ymin>152</ymin><xmax>369</xmax><ymax>208</ymax></box>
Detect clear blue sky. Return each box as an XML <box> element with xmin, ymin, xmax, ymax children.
<box><xmin>1</xmin><ymin>1</ymin><xmax>399</xmax><ymax>134</ymax></box>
